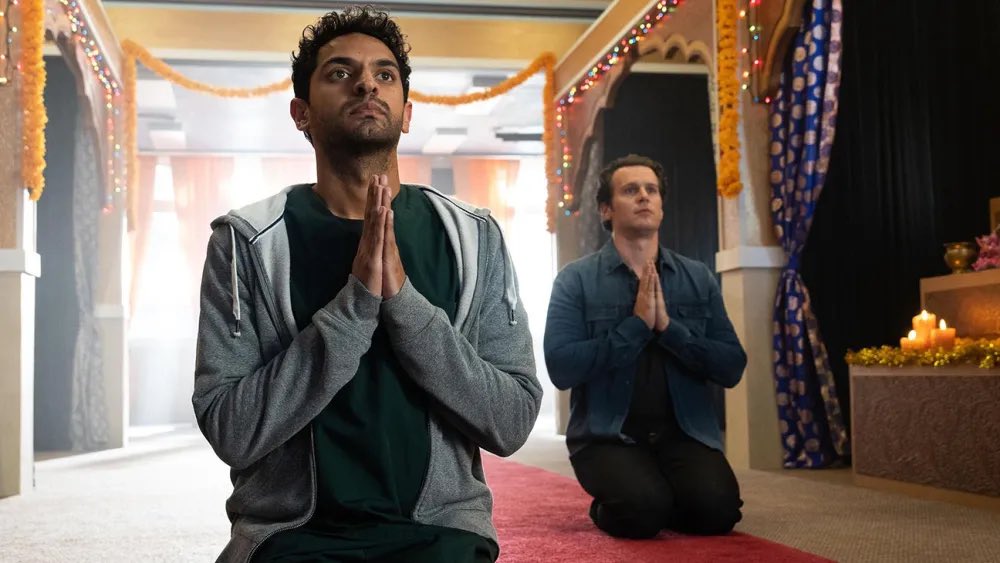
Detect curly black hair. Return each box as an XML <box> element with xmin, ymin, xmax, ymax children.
<box><xmin>291</xmin><ymin>5</ymin><xmax>412</xmax><ymax>103</ymax></box>
<box><xmin>596</xmin><ymin>154</ymin><xmax>668</xmax><ymax>232</ymax></box>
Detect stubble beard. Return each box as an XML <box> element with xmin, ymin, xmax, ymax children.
<box><xmin>319</xmin><ymin>112</ymin><xmax>403</xmax><ymax>163</ymax></box>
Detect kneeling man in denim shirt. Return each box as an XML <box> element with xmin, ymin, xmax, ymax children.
<box><xmin>544</xmin><ymin>154</ymin><xmax>747</xmax><ymax>539</ymax></box>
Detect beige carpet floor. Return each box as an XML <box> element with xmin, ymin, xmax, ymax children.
<box><xmin>3</xmin><ymin>425</ymin><xmax>999</xmax><ymax>563</ymax></box>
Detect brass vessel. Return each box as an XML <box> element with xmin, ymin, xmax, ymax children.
<box><xmin>943</xmin><ymin>242</ymin><xmax>978</xmax><ymax>274</ymax></box>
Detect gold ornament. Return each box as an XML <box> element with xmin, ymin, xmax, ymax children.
<box><xmin>846</xmin><ymin>338</ymin><xmax>1000</xmax><ymax>369</ymax></box>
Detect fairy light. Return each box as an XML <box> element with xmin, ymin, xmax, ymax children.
<box><xmin>555</xmin><ymin>0</ymin><xmax>683</xmax><ymax>216</ymax></box>
<box><xmin>59</xmin><ymin>0</ymin><xmax>123</xmax><ymax>210</ymax></box>
<box><xmin>740</xmin><ymin>0</ymin><xmax>765</xmax><ymax>103</ymax></box>
<box><xmin>1</xmin><ymin>0</ymin><xmax>13</xmax><ymax>86</ymax></box>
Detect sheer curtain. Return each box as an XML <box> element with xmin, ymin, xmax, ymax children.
<box><xmin>261</xmin><ymin>156</ymin><xmax>316</xmax><ymax>192</ymax></box>
<box><xmin>129</xmin><ymin>156</ymin><xmax>236</xmax><ymax>426</ymax></box>
<box><xmin>451</xmin><ymin>158</ymin><xmax>521</xmax><ymax>229</ymax></box>
<box><xmin>128</xmin><ymin>156</ymin><xmax>158</xmax><ymax>319</ymax></box>
<box><xmin>398</xmin><ymin>156</ymin><xmax>433</xmax><ymax>186</ymax></box>
<box><xmin>69</xmin><ymin>111</ymin><xmax>109</xmax><ymax>451</ymax></box>
<box><xmin>171</xmin><ymin>156</ymin><xmax>236</xmax><ymax>309</ymax></box>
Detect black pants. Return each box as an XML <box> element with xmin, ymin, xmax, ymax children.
<box><xmin>570</xmin><ymin>434</ymin><xmax>743</xmax><ymax>539</ymax></box>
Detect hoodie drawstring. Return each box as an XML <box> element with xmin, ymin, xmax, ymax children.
<box><xmin>229</xmin><ymin>224</ymin><xmax>242</xmax><ymax>337</ymax></box>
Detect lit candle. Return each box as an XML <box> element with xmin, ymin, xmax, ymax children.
<box><xmin>900</xmin><ymin>329</ymin><xmax>926</xmax><ymax>351</ymax></box>
<box><xmin>931</xmin><ymin>319</ymin><xmax>956</xmax><ymax>350</ymax></box>
<box><xmin>912</xmin><ymin>310</ymin><xmax>937</xmax><ymax>343</ymax></box>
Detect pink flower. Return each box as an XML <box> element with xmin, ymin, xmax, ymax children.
<box><xmin>972</xmin><ymin>233</ymin><xmax>1000</xmax><ymax>271</ymax></box>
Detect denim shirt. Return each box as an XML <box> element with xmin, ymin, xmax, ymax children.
<box><xmin>543</xmin><ymin>240</ymin><xmax>747</xmax><ymax>452</ymax></box>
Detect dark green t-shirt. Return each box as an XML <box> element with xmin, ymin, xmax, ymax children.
<box><xmin>254</xmin><ymin>184</ymin><xmax>496</xmax><ymax>562</ymax></box>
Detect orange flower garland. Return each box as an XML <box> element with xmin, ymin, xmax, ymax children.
<box><xmin>20</xmin><ymin>0</ymin><xmax>46</xmax><ymax>200</ymax></box>
<box><xmin>121</xmin><ymin>40</ymin><xmax>292</xmax><ymax>98</ymax></box>
<box><xmin>716</xmin><ymin>0</ymin><xmax>743</xmax><ymax>198</ymax></box>
<box><xmin>409</xmin><ymin>52</ymin><xmax>559</xmax><ymax>201</ymax></box>
<box><xmin>121</xmin><ymin>40</ymin><xmax>558</xmax><ymax>227</ymax></box>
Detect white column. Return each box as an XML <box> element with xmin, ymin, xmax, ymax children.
<box><xmin>715</xmin><ymin>54</ymin><xmax>786</xmax><ymax>469</ymax></box>
<box><xmin>717</xmin><ymin>246</ymin><xmax>784</xmax><ymax>469</ymax></box>
<box><xmin>0</xmin><ymin>189</ymin><xmax>39</xmax><ymax>497</ymax></box>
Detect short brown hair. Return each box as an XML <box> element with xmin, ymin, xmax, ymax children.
<box><xmin>596</xmin><ymin>154</ymin><xmax>667</xmax><ymax>231</ymax></box>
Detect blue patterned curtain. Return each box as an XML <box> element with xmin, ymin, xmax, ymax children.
<box><xmin>769</xmin><ymin>0</ymin><xmax>849</xmax><ymax>468</ymax></box>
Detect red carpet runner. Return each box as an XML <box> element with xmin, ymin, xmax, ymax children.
<box><xmin>483</xmin><ymin>454</ymin><xmax>832</xmax><ymax>563</ymax></box>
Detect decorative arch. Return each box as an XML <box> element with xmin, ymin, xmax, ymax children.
<box><xmin>43</xmin><ymin>0</ymin><xmax>125</xmax><ymax>211</ymax></box>
<box><xmin>640</xmin><ymin>33</ymin><xmax>715</xmax><ymax>67</ymax></box>
<box><xmin>549</xmin><ymin>0</ymin><xmax>808</xmax><ymax>226</ymax></box>
<box><xmin>561</xmin><ymin>26</ymin><xmax>717</xmax><ymax>213</ymax></box>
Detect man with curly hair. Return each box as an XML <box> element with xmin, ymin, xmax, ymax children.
<box><xmin>193</xmin><ymin>6</ymin><xmax>541</xmax><ymax>562</ymax></box>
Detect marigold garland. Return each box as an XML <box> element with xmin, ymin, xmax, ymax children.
<box><xmin>120</xmin><ymin>40</ymin><xmax>558</xmax><ymax>227</ymax></box>
<box><xmin>20</xmin><ymin>0</ymin><xmax>47</xmax><ymax>201</ymax></box>
<box><xmin>845</xmin><ymin>338</ymin><xmax>1000</xmax><ymax>370</ymax></box>
<box><xmin>408</xmin><ymin>52</ymin><xmax>559</xmax><ymax>204</ymax></box>
<box><xmin>121</xmin><ymin>40</ymin><xmax>292</xmax><ymax>98</ymax></box>
<box><xmin>716</xmin><ymin>0</ymin><xmax>743</xmax><ymax>198</ymax></box>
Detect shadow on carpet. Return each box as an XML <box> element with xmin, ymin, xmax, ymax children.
<box><xmin>483</xmin><ymin>454</ymin><xmax>832</xmax><ymax>563</ymax></box>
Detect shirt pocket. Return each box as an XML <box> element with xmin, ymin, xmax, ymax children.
<box><xmin>585</xmin><ymin>305</ymin><xmax>627</xmax><ymax>338</ymax></box>
<box><xmin>675</xmin><ymin>302</ymin><xmax>712</xmax><ymax>337</ymax></box>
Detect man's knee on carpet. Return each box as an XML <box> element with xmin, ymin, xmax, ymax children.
<box><xmin>588</xmin><ymin>476</ymin><xmax>674</xmax><ymax>539</ymax></box>
<box><xmin>590</xmin><ymin>484</ymin><xmax>740</xmax><ymax>538</ymax></box>
<box><xmin>590</xmin><ymin>498</ymin><xmax>667</xmax><ymax>539</ymax></box>
<box><xmin>672</xmin><ymin>486</ymin><xmax>743</xmax><ymax>535</ymax></box>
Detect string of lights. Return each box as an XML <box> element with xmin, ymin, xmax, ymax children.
<box><xmin>59</xmin><ymin>0</ymin><xmax>123</xmax><ymax>210</ymax></box>
<box><xmin>0</xmin><ymin>0</ymin><xmax>13</xmax><ymax>87</ymax></box>
<box><xmin>554</xmin><ymin>0</ymin><xmax>683</xmax><ymax>217</ymax></box>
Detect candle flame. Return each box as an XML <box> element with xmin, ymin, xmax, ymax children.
<box><xmin>920</xmin><ymin>310</ymin><xmax>929</xmax><ymax>320</ymax></box>
<box><xmin>939</xmin><ymin>319</ymin><xmax>947</xmax><ymax>330</ymax></box>
<box><xmin>908</xmin><ymin>330</ymin><xmax>917</xmax><ymax>340</ymax></box>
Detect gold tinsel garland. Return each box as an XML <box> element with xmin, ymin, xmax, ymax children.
<box><xmin>120</xmin><ymin>40</ymin><xmax>558</xmax><ymax>228</ymax></box>
<box><xmin>715</xmin><ymin>0</ymin><xmax>743</xmax><ymax>198</ymax></box>
<box><xmin>20</xmin><ymin>0</ymin><xmax>47</xmax><ymax>200</ymax></box>
<box><xmin>845</xmin><ymin>339</ymin><xmax>1000</xmax><ymax>369</ymax></box>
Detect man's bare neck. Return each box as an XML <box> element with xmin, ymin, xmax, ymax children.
<box><xmin>613</xmin><ymin>232</ymin><xmax>660</xmax><ymax>274</ymax></box>
<box><xmin>312</xmin><ymin>149</ymin><xmax>400</xmax><ymax>219</ymax></box>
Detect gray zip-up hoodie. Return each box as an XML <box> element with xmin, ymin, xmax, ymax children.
<box><xmin>192</xmin><ymin>184</ymin><xmax>542</xmax><ymax>563</ymax></box>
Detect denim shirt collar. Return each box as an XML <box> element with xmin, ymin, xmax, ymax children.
<box><xmin>600</xmin><ymin>238</ymin><xmax>677</xmax><ymax>275</ymax></box>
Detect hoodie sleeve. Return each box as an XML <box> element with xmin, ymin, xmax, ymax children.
<box><xmin>380</xmin><ymin>219</ymin><xmax>542</xmax><ymax>457</ymax></box>
<box><xmin>192</xmin><ymin>225</ymin><xmax>380</xmax><ymax>470</ymax></box>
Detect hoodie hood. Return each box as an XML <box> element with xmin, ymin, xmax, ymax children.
<box><xmin>210</xmin><ymin>183</ymin><xmax>519</xmax><ymax>339</ymax></box>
